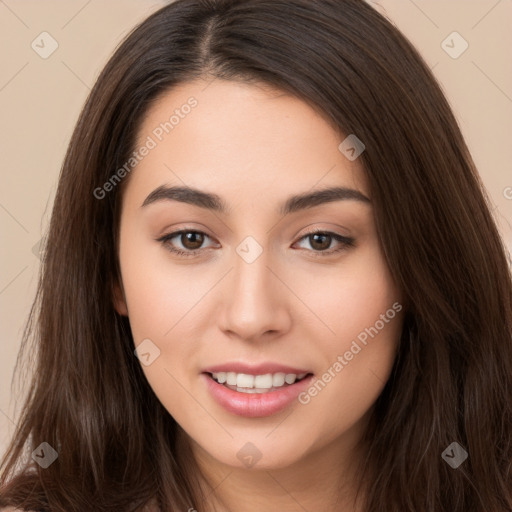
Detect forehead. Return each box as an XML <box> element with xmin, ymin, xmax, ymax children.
<box><xmin>125</xmin><ymin>78</ymin><xmax>368</xmax><ymax>207</ymax></box>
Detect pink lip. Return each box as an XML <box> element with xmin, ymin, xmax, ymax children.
<box><xmin>202</xmin><ymin>373</ymin><xmax>314</xmax><ymax>418</ymax></box>
<box><xmin>202</xmin><ymin>362</ymin><xmax>311</xmax><ymax>375</ymax></box>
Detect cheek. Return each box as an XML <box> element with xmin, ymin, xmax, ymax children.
<box><xmin>291</xmin><ymin>241</ymin><xmax>402</xmax><ymax>418</ymax></box>
<box><xmin>118</xmin><ymin>224</ymin><xmax>201</xmax><ymax>342</ymax></box>
<box><xmin>118</xmin><ymin>243</ymin><xmax>205</xmax><ymax>416</ymax></box>
<box><xmin>291</xmin><ymin>238</ymin><xmax>401</xmax><ymax>345</ymax></box>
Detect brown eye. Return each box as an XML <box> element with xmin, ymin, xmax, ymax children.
<box><xmin>294</xmin><ymin>230</ymin><xmax>355</xmax><ymax>256</ymax></box>
<box><xmin>156</xmin><ymin>229</ymin><xmax>216</xmax><ymax>257</ymax></box>
<box><xmin>180</xmin><ymin>231</ymin><xmax>205</xmax><ymax>250</ymax></box>
<box><xmin>309</xmin><ymin>233</ymin><xmax>332</xmax><ymax>251</ymax></box>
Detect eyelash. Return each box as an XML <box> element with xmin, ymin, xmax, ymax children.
<box><xmin>156</xmin><ymin>228</ymin><xmax>355</xmax><ymax>258</ymax></box>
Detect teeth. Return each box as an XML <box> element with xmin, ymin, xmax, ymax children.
<box><xmin>236</xmin><ymin>374</ymin><xmax>254</xmax><ymax>388</ymax></box>
<box><xmin>211</xmin><ymin>371</ymin><xmax>309</xmax><ymax>390</ymax></box>
<box><xmin>254</xmin><ymin>374</ymin><xmax>273</xmax><ymax>389</ymax></box>
<box><xmin>236</xmin><ymin>387</ymin><xmax>267</xmax><ymax>394</ymax></box>
<box><xmin>272</xmin><ymin>373</ymin><xmax>285</xmax><ymax>387</ymax></box>
<box><xmin>284</xmin><ymin>374</ymin><xmax>296</xmax><ymax>384</ymax></box>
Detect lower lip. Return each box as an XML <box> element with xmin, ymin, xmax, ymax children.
<box><xmin>202</xmin><ymin>373</ymin><xmax>314</xmax><ymax>418</ymax></box>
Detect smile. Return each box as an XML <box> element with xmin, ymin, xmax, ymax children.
<box><xmin>202</xmin><ymin>371</ymin><xmax>315</xmax><ymax>417</ymax></box>
<box><xmin>210</xmin><ymin>371</ymin><xmax>309</xmax><ymax>393</ymax></box>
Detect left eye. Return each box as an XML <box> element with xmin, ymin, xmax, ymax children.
<box><xmin>157</xmin><ymin>229</ymin><xmax>354</xmax><ymax>258</ymax></box>
<box><xmin>294</xmin><ymin>230</ymin><xmax>354</xmax><ymax>255</ymax></box>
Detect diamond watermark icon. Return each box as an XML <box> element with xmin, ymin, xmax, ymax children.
<box><xmin>236</xmin><ymin>442</ymin><xmax>262</xmax><ymax>468</ymax></box>
<box><xmin>441</xmin><ymin>31</ymin><xmax>468</xmax><ymax>59</ymax></box>
<box><xmin>32</xmin><ymin>238</ymin><xmax>43</xmax><ymax>260</ymax></box>
<box><xmin>31</xmin><ymin>32</ymin><xmax>59</xmax><ymax>59</ymax></box>
<box><xmin>236</xmin><ymin>236</ymin><xmax>263</xmax><ymax>264</ymax></box>
<box><xmin>338</xmin><ymin>134</ymin><xmax>365</xmax><ymax>161</ymax></box>
<box><xmin>441</xmin><ymin>441</ymin><xmax>468</xmax><ymax>469</ymax></box>
<box><xmin>134</xmin><ymin>338</ymin><xmax>161</xmax><ymax>366</ymax></box>
<box><xmin>32</xmin><ymin>442</ymin><xmax>58</xmax><ymax>468</ymax></box>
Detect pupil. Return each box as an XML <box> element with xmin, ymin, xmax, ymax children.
<box><xmin>183</xmin><ymin>232</ymin><xmax>203</xmax><ymax>249</ymax></box>
<box><xmin>311</xmin><ymin>233</ymin><xmax>330</xmax><ymax>250</ymax></box>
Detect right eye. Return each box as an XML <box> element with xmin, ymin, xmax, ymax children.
<box><xmin>156</xmin><ymin>229</ymin><xmax>218</xmax><ymax>257</ymax></box>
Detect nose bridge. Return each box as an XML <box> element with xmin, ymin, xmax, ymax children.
<box><xmin>219</xmin><ymin>236</ymin><xmax>290</xmax><ymax>339</ymax></box>
<box><xmin>232</xmin><ymin>238</ymin><xmax>275</xmax><ymax>311</ymax></box>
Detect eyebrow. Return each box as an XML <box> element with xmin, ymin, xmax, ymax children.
<box><xmin>141</xmin><ymin>185</ymin><xmax>371</xmax><ymax>215</ymax></box>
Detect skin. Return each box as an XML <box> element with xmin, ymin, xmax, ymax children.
<box><xmin>114</xmin><ymin>78</ymin><xmax>404</xmax><ymax>512</ymax></box>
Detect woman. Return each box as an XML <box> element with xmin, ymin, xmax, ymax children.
<box><xmin>1</xmin><ymin>0</ymin><xmax>511</xmax><ymax>510</ymax></box>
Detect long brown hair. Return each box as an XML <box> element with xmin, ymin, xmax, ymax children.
<box><xmin>1</xmin><ymin>0</ymin><xmax>511</xmax><ymax>510</ymax></box>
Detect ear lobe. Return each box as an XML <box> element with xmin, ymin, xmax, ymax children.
<box><xmin>113</xmin><ymin>281</ymin><xmax>128</xmax><ymax>316</ymax></box>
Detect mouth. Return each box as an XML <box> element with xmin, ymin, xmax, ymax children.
<box><xmin>206</xmin><ymin>371</ymin><xmax>313</xmax><ymax>394</ymax></box>
<box><xmin>202</xmin><ymin>369</ymin><xmax>315</xmax><ymax>418</ymax></box>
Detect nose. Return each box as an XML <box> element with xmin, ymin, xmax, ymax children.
<box><xmin>217</xmin><ymin>246</ymin><xmax>292</xmax><ymax>342</ymax></box>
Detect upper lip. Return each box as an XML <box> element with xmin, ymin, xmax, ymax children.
<box><xmin>202</xmin><ymin>362</ymin><xmax>313</xmax><ymax>375</ymax></box>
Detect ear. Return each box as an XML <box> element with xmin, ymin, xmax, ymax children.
<box><xmin>113</xmin><ymin>281</ymin><xmax>129</xmax><ymax>316</ymax></box>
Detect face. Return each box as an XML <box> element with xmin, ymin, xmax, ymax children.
<box><xmin>114</xmin><ymin>78</ymin><xmax>404</xmax><ymax>472</ymax></box>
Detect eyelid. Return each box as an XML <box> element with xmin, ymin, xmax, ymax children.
<box><xmin>156</xmin><ymin>228</ymin><xmax>219</xmax><ymax>257</ymax></box>
<box><xmin>156</xmin><ymin>227</ymin><xmax>355</xmax><ymax>258</ymax></box>
<box><xmin>293</xmin><ymin>228</ymin><xmax>355</xmax><ymax>257</ymax></box>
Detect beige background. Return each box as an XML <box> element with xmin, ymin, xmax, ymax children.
<box><xmin>1</xmin><ymin>0</ymin><xmax>511</xmax><ymax>458</ymax></box>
